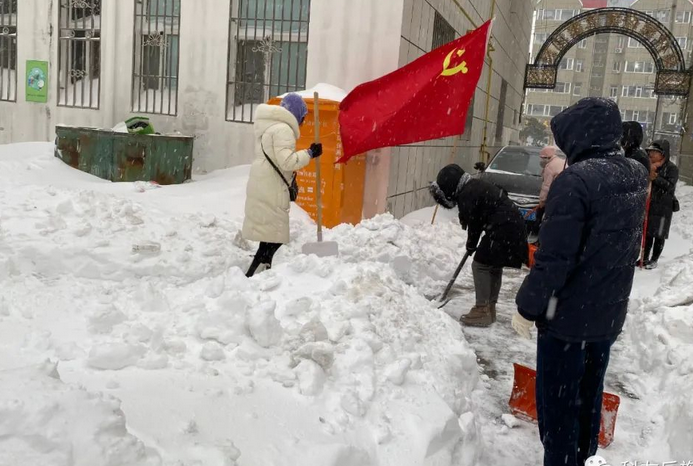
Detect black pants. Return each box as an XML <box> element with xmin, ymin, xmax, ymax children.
<box><xmin>246</xmin><ymin>242</ymin><xmax>282</xmax><ymax>277</ymax></box>
<box><xmin>472</xmin><ymin>260</ymin><xmax>503</xmax><ymax>306</ymax></box>
<box><xmin>536</xmin><ymin>332</ymin><xmax>614</xmax><ymax>466</ymax></box>
<box><xmin>644</xmin><ymin>235</ymin><xmax>665</xmax><ymax>262</ymax></box>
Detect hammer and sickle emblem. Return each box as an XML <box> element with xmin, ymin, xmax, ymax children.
<box><xmin>441</xmin><ymin>48</ymin><xmax>469</xmax><ymax>76</ymax></box>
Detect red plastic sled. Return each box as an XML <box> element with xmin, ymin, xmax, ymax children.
<box><xmin>509</xmin><ymin>363</ymin><xmax>621</xmax><ymax>448</ymax></box>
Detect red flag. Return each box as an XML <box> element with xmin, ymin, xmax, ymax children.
<box><xmin>337</xmin><ymin>20</ymin><xmax>492</xmax><ymax>163</ymax></box>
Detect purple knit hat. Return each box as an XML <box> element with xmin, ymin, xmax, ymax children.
<box><xmin>280</xmin><ymin>93</ymin><xmax>308</xmax><ymax>125</ymax></box>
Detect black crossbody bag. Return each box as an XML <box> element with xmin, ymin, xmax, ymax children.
<box><xmin>261</xmin><ymin>142</ymin><xmax>299</xmax><ymax>202</ymax></box>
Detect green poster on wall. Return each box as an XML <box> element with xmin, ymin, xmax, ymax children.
<box><xmin>26</xmin><ymin>60</ymin><xmax>49</xmax><ymax>103</ymax></box>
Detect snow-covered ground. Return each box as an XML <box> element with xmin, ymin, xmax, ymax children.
<box><xmin>1</xmin><ymin>142</ymin><xmax>692</xmax><ymax>465</ymax></box>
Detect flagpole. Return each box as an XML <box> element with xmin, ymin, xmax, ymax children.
<box><xmin>431</xmin><ymin>135</ymin><xmax>461</xmax><ymax>225</ymax></box>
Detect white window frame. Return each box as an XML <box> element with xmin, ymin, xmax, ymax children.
<box><xmin>676</xmin><ymin>11</ymin><xmax>691</xmax><ymax>24</ymax></box>
<box><xmin>578</xmin><ymin>39</ymin><xmax>588</xmax><ymax>49</ymax></box>
<box><xmin>573</xmin><ymin>83</ymin><xmax>581</xmax><ymax>96</ymax></box>
<box><xmin>669</xmin><ymin>113</ymin><xmax>678</xmax><ymax>125</ymax></box>
<box><xmin>559</xmin><ymin>58</ymin><xmax>574</xmax><ymax>71</ymax></box>
<box><xmin>628</xmin><ymin>37</ymin><xmax>644</xmax><ymax>48</ymax></box>
<box><xmin>610</xmin><ymin>86</ymin><xmax>618</xmax><ymax>98</ymax></box>
<box><xmin>554</xmin><ymin>82</ymin><xmax>571</xmax><ymax>94</ymax></box>
<box><xmin>576</xmin><ymin>60</ymin><xmax>584</xmax><ymax>72</ymax></box>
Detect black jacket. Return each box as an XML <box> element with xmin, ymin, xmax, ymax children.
<box><xmin>647</xmin><ymin>140</ymin><xmax>679</xmax><ymax>239</ymax></box>
<box><xmin>457</xmin><ymin>179</ymin><xmax>528</xmax><ymax>268</ymax></box>
<box><xmin>621</xmin><ymin>121</ymin><xmax>650</xmax><ymax>173</ymax></box>
<box><xmin>516</xmin><ymin>98</ymin><xmax>648</xmax><ymax>342</ymax></box>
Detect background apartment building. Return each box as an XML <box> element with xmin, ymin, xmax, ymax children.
<box><xmin>525</xmin><ymin>0</ymin><xmax>692</xmax><ymax>158</ymax></box>
<box><xmin>0</xmin><ymin>0</ymin><xmax>532</xmax><ymax>219</ymax></box>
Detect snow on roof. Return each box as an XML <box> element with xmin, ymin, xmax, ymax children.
<box><xmin>280</xmin><ymin>83</ymin><xmax>348</xmax><ymax>103</ymax></box>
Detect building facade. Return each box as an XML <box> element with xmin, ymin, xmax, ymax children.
<box><xmin>0</xmin><ymin>0</ymin><xmax>532</xmax><ymax>219</ymax></box>
<box><xmin>526</xmin><ymin>0</ymin><xmax>691</xmax><ymax>158</ymax></box>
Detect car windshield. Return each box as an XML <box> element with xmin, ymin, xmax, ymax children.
<box><xmin>488</xmin><ymin>148</ymin><xmax>543</xmax><ymax>177</ymax></box>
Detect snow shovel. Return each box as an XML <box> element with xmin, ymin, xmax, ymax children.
<box><xmin>302</xmin><ymin>92</ymin><xmax>339</xmax><ymax>258</ymax></box>
<box><xmin>436</xmin><ymin>251</ymin><xmax>471</xmax><ymax>308</ymax></box>
<box><xmin>509</xmin><ymin>363</ymin><xmax>621</xmax><ymax>448</ymax></box>
<box><xmin>639</xmin><ymin>182</ymin><xmax>652</xmax><ymax>269</ymax></box>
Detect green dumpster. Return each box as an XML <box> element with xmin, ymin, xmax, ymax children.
<box><xmin>55</xmin><ymin>125</ymin><xmax>193</xmax><ymax>185</ymax></box>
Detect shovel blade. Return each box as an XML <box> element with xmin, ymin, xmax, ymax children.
<box><xmin>302</xmin><ymin>241</ymin><xmax>339</xmax><ymax>258</ymax></box>
<box><xmin>509</xmin><ymin>363</ymin><xmax>620</xmax><ymax>448</ymax></box>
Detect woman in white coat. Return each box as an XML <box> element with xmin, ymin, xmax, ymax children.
<box><xmin>243</xmin><ymin>93</ymin><xmax>322</xmax><ymax>277</ymax></box>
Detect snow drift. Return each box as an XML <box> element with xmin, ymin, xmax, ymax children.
<box><xmin>0</xmin><ymin>143</ymin><xmax>482</xmax><ymax>466</ymax></box>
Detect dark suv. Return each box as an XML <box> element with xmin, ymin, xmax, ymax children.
<box><xmin>475</xmin><ymin>146</ymin><xmax>565</xmax><ymax>239</ymax></box>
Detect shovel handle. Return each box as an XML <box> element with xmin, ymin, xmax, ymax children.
<box><xmin>314</xmin><ymin>92</ymin><xmax>322</xmax><ymax>243</ymax></box>
<box><xmin>440</xmin><ymin>251</ymin><xmax>471</xmax><ymax>303</ymax></box>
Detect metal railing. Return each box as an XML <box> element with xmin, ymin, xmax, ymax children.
<box><xmin>0</xmin><ymin>0</ymin><xmax>17</xmax><ymax>102</ymax></box>
<box><xmin>58</xmin><ymin>0</ymin><xmax>101</xmax><ymax>109</ymax></box>
<box><xmin>132</xmin><ymin>0</ymin><xmax>181</xmax><ymax>116</ymax></box>
<box><xmin>226</xmin><ymin>0</ymin><xmax>310</xmax><ymax>123</ymax></box>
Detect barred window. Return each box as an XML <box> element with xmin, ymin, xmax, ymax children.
<box><xmin>58</xmin><ymin>0</ymin><xmax>101</xmax><ymax>109</ymax></box>
<box><xmin>132</xmin><ymin>0</ymin><xmax>181</xmax><ymax>115</ymax></box>
<box><xmin>227</xmin><ymin>0</ymin><xmax>310</xmax><ymax>123</ymax></box>
<box><xmin>432</xmin><ymin>12</ymin><xmax>455</xmax><ymax>50</ymax></box>
<box><xmin>0</xmin><ymin>0</ymin><xmax>17</xmax><ymax>102</ymax></box>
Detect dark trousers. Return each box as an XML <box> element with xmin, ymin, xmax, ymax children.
<box><xmin>536</xmin><ymin>332</ymin><xmax>614</xmax><ymax>466</ymax></box>
<box><xmin>644</xmin><ymin>235</ymin><xmax>665</xmax><ymax>262</ymax></box>
<box><xmin>472</xmin><ymin>260</ymin><xmax>503</xmax><ymax>306</ymax></box>
<box><xmin>246</xmin><ymin>242</ymin><xmax>282</xmax><ymax>277</ymax></box>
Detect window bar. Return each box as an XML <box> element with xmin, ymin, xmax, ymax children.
<box><xmin>137</xmin><ymin>0</ymin><xmax>142</xmax><ymax>111</ymax></box>
<box><xmin>225</xmin><ymin>0</ymin><xmax>234</xmax><ymax>121</ymax></box>
<box><xmin>303</xmin><ymin>0</ymin><xmax>311</xmax><ymax>95</ymax></box>
<box><xmin>145</xmin><ymin>0</ymin><xmax>153</xmax><ymax>114</ymax></box>
<box><xmin>263</xmin><ymin>0</ymin><xmax>270</xmax><ymax>103</ymax></box>
<box><xmin>89</xmin><ymin>0</ymin><xmax>95</xmax><ymax>109</ymax></box>
<box><xmin>247</xmin><ymin>0</ymin><xmax>261</xmax><ymax>122</ymax></box>
<box><xmin>138</xmin><ymin>0</ymin><xmax>145</xmax><ymax>112</ymax></box>
<box><xmin>153</xmin><ymin>0</ymin><xmax>161</xmax><ymax>114</ymax></box>
<box><xmin>130</xmin><ymin>0</ymin><xmax>136</xmax><ymax>108</ymax></box>
<box><xmin>0</xmin><ymin>4</ymin><xmax>5</xmax><ymax>101</ymax></box>
<box><xmin>231</xmin><ymin>0</ymin><xmax>241</xmax><ymax>121</ymax></box>
<box><xmin>286</xmin><ymin>0</ymin><xmax>295</xmax><ymax>95</ymax></box>
<box><xmin>164</xmin><ymin>1</ymin><xmax>171</xmax><ymax>116</ymax></box>
<box><xmin>168</xmin><ymin>1</ymin><xmax>175</xmax><ymax>116</ymax></box>
<box><xmin>80</xmin><ymin>1</ymin><xmax>86</xmax><ymax>110</ymax></box>
<box><xmin>67</xmin><ymin>1</ymin><xmax>74</xmax><ymax>106</ymax></box>
<box><xmin>294</xmin><ymin>0</ymin><xmax>303</xmax><ymax>92</ymax></box>
<box><xmin>173</xmin><ymin>0</ymin><xmax>181</xmax><ymax>115</ymax></box>
<box><xmin>277</xmin><ymin>0</ymin><xmax>285</xmax><ymax>99</ymax></box>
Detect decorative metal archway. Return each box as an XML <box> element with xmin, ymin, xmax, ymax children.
<box><xmin>525</xmin><ymin>8</ymin><xmax>692</xmax><ymax>96</ymax></box>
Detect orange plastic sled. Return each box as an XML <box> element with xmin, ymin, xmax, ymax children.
<box><xmin>509</xmin><ymin>363</ymin><xmax>621</xmax><ymax>448</ymax></box>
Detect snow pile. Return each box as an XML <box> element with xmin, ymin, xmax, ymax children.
<box><xmin>281</xmin><ymin>83</ymin><xmax>349</xmax><ymax>102</ymax></box>
<box><xmin>332</xmin><ymin>211</ymin><xmax>467</xmax><ymax>298</ymax></box>
<box><xmin>627</xmin><ymin>251</ymin><xmax>693</xmax><ymax>459</ymax></box>
<box><xmin>0</xmin><ymin>361</ymin><xmax>161</xmax><ymax>466</ymax></box>
<box><xmin>0</xmin><ymin>143</ymin><xmax>482</xmax><ymax>466</ymax></box>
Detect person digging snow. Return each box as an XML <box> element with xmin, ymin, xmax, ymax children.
<box><xmin>242</xmin><ymin>93</ymin><xmax>322</xmax><ymax>277</ymax></box>
<box><xmin>639</xmin><ymin>139</ymin><xmax>679</xmax><ymax>269</ymax></box>
<box><xmin>430</xmin><ymin>164</ymin><xmax>528</xmax><ymax>327</ymax></box>
<box><xmin>514</xmin><ymin>98</ymin><xmax>648</xmax><ymax>466</ymax></box>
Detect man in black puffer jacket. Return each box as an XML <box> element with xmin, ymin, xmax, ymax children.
<box><xmin>513</xmin><ymin>98</ymin><xmax>648</xmax><ymax>466</ymax></box>
<box><xmin>430</xmin><ymin>164</ymin><xmax>527</xmax><ymax>327</ymax></box>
